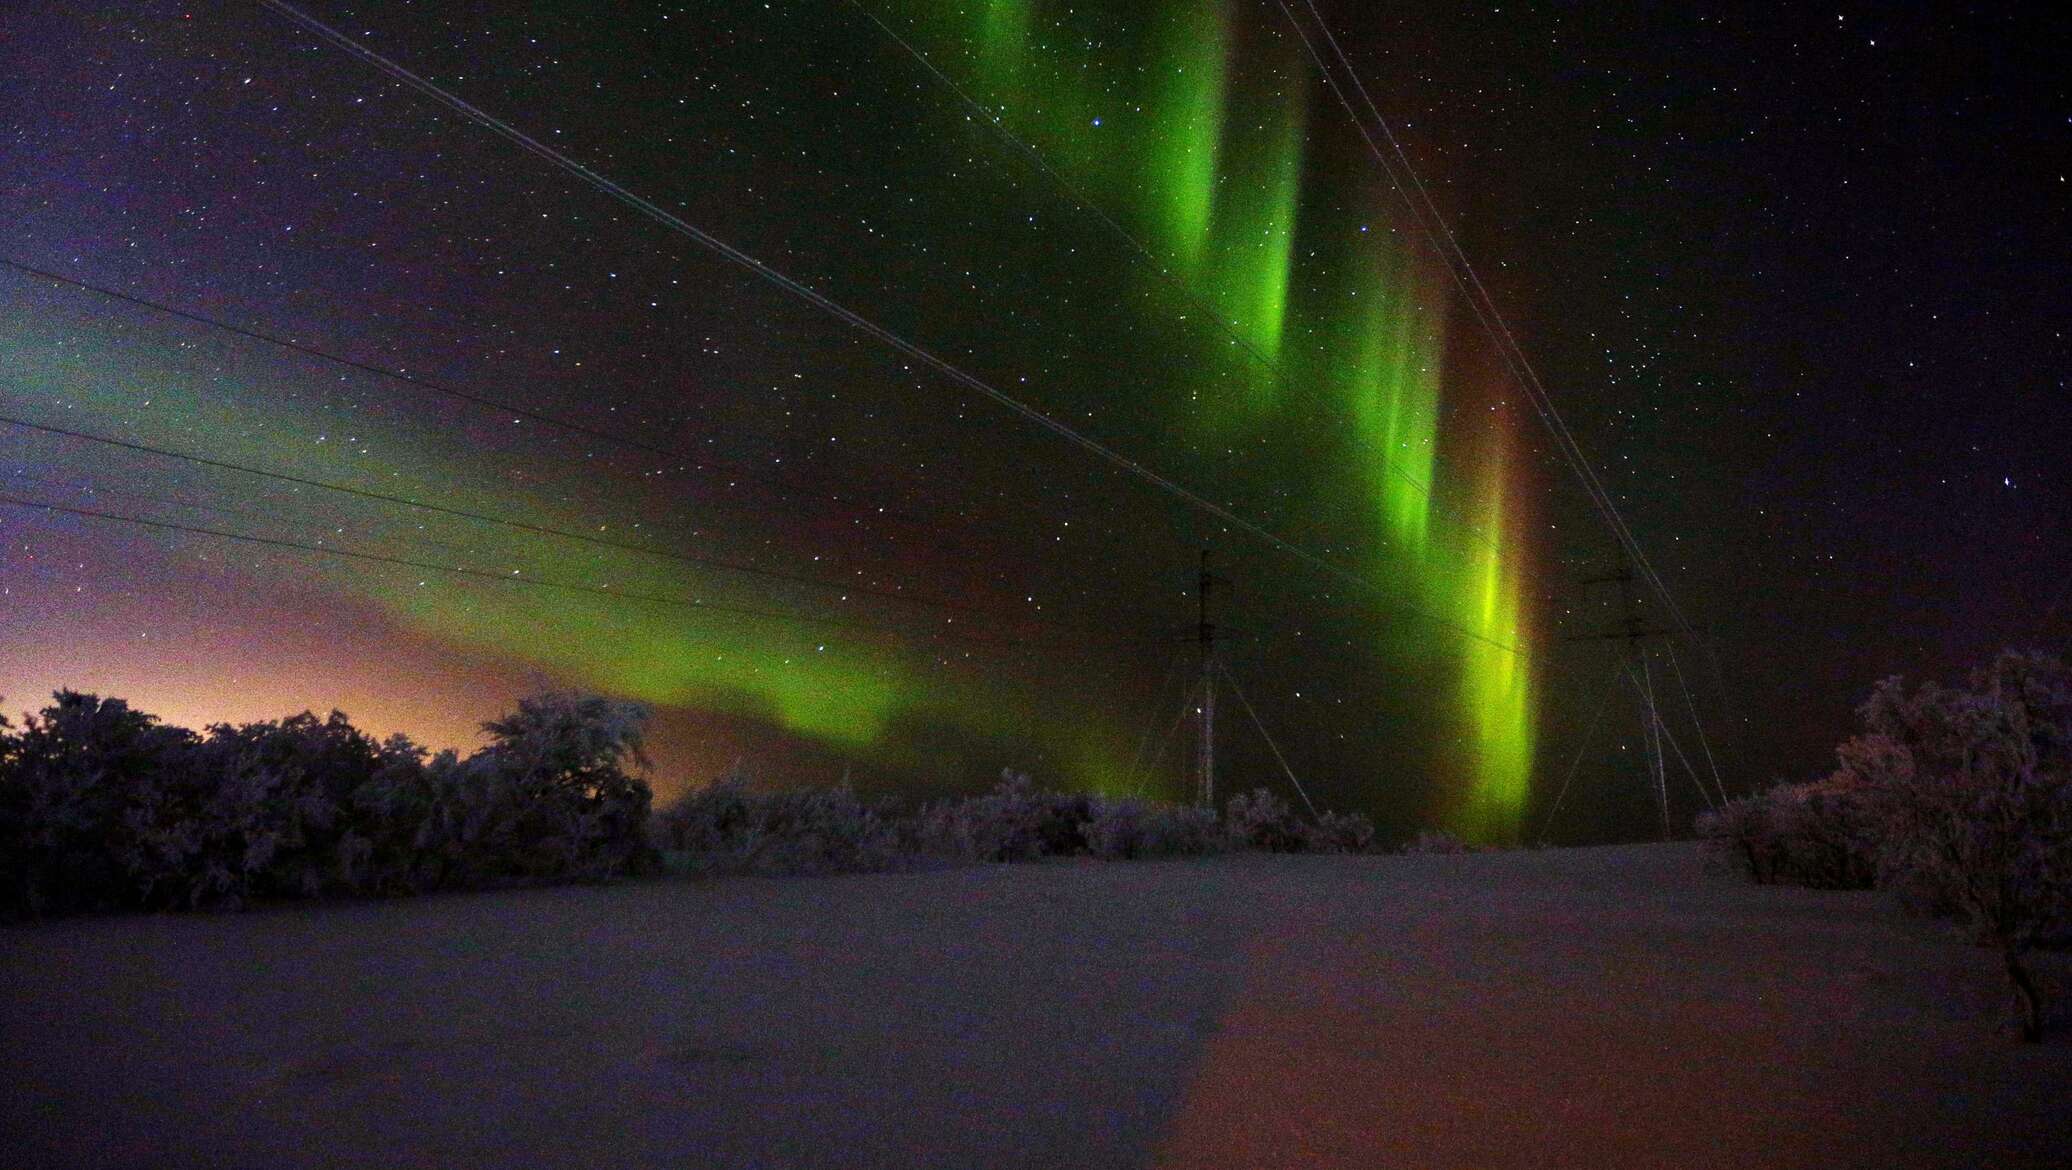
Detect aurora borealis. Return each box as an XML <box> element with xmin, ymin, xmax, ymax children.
<box><xmin>7</xmin><ymin>3</ymin><xmax>2066</xmax><ymax>843</ymax></box>
<box><xmin>855</xmin><ymin>0</ymin><xmax>1540</xmax><ymax>830</ymax></box>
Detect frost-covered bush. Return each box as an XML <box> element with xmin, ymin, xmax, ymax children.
<box><xmin>742</xmin><ymin>786</ymin><xmax>899</xmax><ymax>873</ymax></box>
<box><xmin>1224</xmin><ymin>788</ymin><xmax>1310</xmax><ymax>852</ymax></box>
<box><xmin>0</xmin><ymin>692</ymin><xmax>192</xmax><ymax>917</ymax></box>
<box><xmin>916</xmin><ymin>769</ymin><xmax>1099</xmax><ymax>862</ymax></box>
<box><xmin>1695</xmin><ymin>778</ymin><xmax>1880</xmax><ymax>890</ymax></box>
<box><xmin>439</xmin><ymin>691</ymin><xmax>656</xmax><ymax>882</ymax></box>
<box><xmin>1222</xmin><ymin>788</ymin><xmax>1376</xmax><ymax>854</ymax></box>
<box><xmin>653</xmin><ymin>765</ymin><xmax>758</xmax><ymax>856</ymax></box>
<box><xmin>1085</xmin><ymin>788</ymin><xmax>1363</xmax><ymax>858</ymax></box>
<box><xmin>1033</xmin><ymin>789</ymin><xmax>1100</xmax><ymax>856</ymax></box>
<box><xmin>1306</xmin><ymin>809</ymin><xmax>1378</xmax><ymax>854</ymax></box>
<box><xmin>1083</xmin><ymin>798</ymin><xmax>1151</xmax><ymax>859</ymax></box>
<box><xmin>655</xmin><ymin>770</ymin><xmax>899</xmax><ymax>875</ymax></box>
<box><xmin>1840</xmin><ymin>653</ymin><xmax>2072</xmax><ymax>1041</ymax></box>
<box><xmin>1148</xmin><ymin>802</ymin><xmax>1229</xmax><ymax>856</ymax></box>
<box><xmin>119</xmin><ymin>711</ymin><xmax>396</xmax><ymax>908</ymax></box>
<box><xmin>1695</xmin><ymin>794</ymin><xmax>1766</xmax><ymax>873</ymax></box>
<box><xmin>1085</xmin><ymin>798</ymin><xmax>1225</xmax><ymax>860</ymax></box>
<box><xmin>340</xmin><ymin>734</ymin><xmax>459</xmax><ymax>894</ymax></box>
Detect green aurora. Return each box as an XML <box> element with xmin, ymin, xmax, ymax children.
<box><xmin>5</xmin><ymin>0</ymin><xmax>1541</xmax><ymax>836</ymax></box>
<box><xmin>904</xmin><ymin>0</ymin><xmax>1540</xmax><ymax>836</ymax></box>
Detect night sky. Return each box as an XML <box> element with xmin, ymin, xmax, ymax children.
<box><xmin>4</xmin><ymin>2</ymin><xmax>2066</xmax><ymax>843</ymax></box>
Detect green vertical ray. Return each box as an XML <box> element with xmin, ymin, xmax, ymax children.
<box><xmin>1206</xmin><ymin>72</ymin><xmax>1306</xmax><ymax>380</ymax></box>
<box><xmin>1327</xmin><ymin>241</ymin><xmax>1438</xmax><ymax>562</ymax></box>
<box><xmin>1144</xmin><ymin>0</ymin><xmax>1230</xmax><ymax>274</ymax></box>
<box><xmin>975</xmin><ymin>0</ymin><xmax>1035</xmax><ymax>99</ymax></box>
<box><xmin>1315</xmin><ymin>239</ymin><xmax>1532</xmax><ymax>841</ymax></box>
<box><xmin>1377</xmin><ymin>259</ymin><xmax>1441</xmax><ymax>554</ymax></box>
<box><xmin>1449</xmin><ymin>443</ymin><xmax>1535</xmax><ymax>843</ymax></box>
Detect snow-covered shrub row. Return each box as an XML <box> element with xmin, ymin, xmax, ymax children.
<box><xmin>910</xmin><ymin>770</ymin><xmax>1107</xmax><ymax>863</ymax></box>
<box><xmin>1700</xmin><ymin>651</ymin><xmax>2072</xmax><ymax>1041</ymax></box>
<box><xmin>1</xmin><ymin>690</ymin><xmax>1396</xmax><ymax>918</ymax></box>
<box><xmin>652</xmin><ymin>771</ymin><xmax>1379</xmax><ymax>874</ymax></box>
<box><xmin>1083</xmin><ymin>797</ymin><xmax>1224</xmax><ymax>860</ymax></box>
<box><xmin>918</xmin><ymin>774</ymin><xmax>1376</xmax><ymax>860</ymax></box>
<box><xmin>1215</xmin><ymin>788</ymin><xmax>1380</xmax><ymax>854</ymax></box>
<box><xmin>0</xmin><ymin>690</ymin><xmax>655</xmax><ymax>918</ymax></box>
<box><xmin>654</xmin><ymin>768</ymin><xmax>900</xmax><ymax>875</ymax></box>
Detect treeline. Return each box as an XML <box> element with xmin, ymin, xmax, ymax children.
<box><xmin>0</xmin><ymin>689</ymin><xmax>1425</xmax><ymax>922</ymax></box>
<box><xmin>1699</xmin><ymin>650</ymin><xmax>2072</xmax><ymax>1042</ymax></box>
<box><xmin>652</xmin><ymin>768</ymin><xmax>1392</xmax><ymax>876</ymax></box>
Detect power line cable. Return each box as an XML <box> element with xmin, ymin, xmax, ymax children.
<box><xmin>1141</xmin><ymin>673</ymin><xmax>1206</xmax><ymax>797</ymax></box>
<box><xmin>5</xmin><ymin>259</ymin><xmax>1531</xmax><ymax>659</ymax></box>
<box><xmin>1273</xmin><ymin>0</ymin><xmax>1748</xmax><ymax>795</ymax></box>
<box><xmin>1626</xmin><ymin>661</ymin><xmax>1716</xmax><ymax>817</ymax></box>
<box><xmin>2</xmin><ymin>257</ymin><xmax>1188</xmax><ymax>633</ymax></box>
<box><xmin>1302</xmin><ymin>0</ymin><xmax>1699</xmax><ymax>645</ymax></box>
<box><xmin>1313</xmin><ymin>19</ymin><xmax>1679</xmax><ymax>622</ymax></box>
<box><xmin>1125</xmin><ymin>647</ymin><xmax>1194</xmax><ymax>793</ymax></box>
<box><xmin>0</xmin><ymin>466</ymin><xmax>484</xmax><ymax>561</ymax></box>
<box><xmin>1664</xmin><ymin>642</ymin><xmax>1729</xmax><ymax>805</ymax></box>
<box><xmin>0</xmin><ymin>260</ymin><xmax>679</xmax><ymax>463</ymax></box>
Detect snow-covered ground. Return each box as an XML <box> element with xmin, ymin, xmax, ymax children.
<box><xmin>5</xmin><ymin>843</ymin><xmax>2067</xmax><ymax>1168</ymax></box>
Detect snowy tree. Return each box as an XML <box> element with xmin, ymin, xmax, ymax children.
<box><xmin>1841</xmin><ymin>652</ymin><xmax>2072</xmax><ymax>1041</ymax></box>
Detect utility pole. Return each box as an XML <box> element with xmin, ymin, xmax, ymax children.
<box><xmin>1569</xmin><ymin>558</ymin><xmax>1676</xmax><ymax>840</ymax></box>
<box><xmin>1196</xmin><ymin>547</ymin><xmax>1219</xmax><ymax>809</ymax></box>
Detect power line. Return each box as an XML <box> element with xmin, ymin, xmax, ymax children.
<box><xmin>833</xmin><ymin>2</ymin><xmax>1718</xmax><ymax>749</ymax></box>
<box><xmin>1664</xmin><ymin>642</ymin><xmax>1729</xmax><ymax>805</ymax></box>
<box><xmin>250</xmin><ymin>0</ymin><xmax>1535</xmax><ymax>667</ymax></box>
<box><xmin>1271</xmin><ymin>0</ymin><xmax>1748</xmax><ymax>794</ymax></box>
<box><xmin>0</xmin><ymin>412</ymin><xmax>1122</xmax><ymax>634</ymax></box>
<box><xmin>0</xmin><ymin>493</ymin><xmax>1142</xmax><ymax>652</ymax></box>
<box><xmin>1140</xmin><ymin>672</ymin><xmax>1205</xmax><ymax>797</ymax></box>
<box><xmin>1634</xmin><ymin>664</ymin><xmax>1718</xmax><ymax>816</ymax></box>
<box><xmin>2</xmin><ymin>256</ymin><xmax>1186</xmax><ymax>635</ymax></box>
<box><xmin>0</xmin><ymin>466</ymin><xmax>483</xmax><ymax>561</ymax></box>
<box><xmin>0</xmin><ymin>260</ymin><xmax>674</xmax><ymax>462</ymax></box>
<box><xmin>249</xmin><ymin>2</ymin><xmax>1255</xmax><ymax>544</ymax></box>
